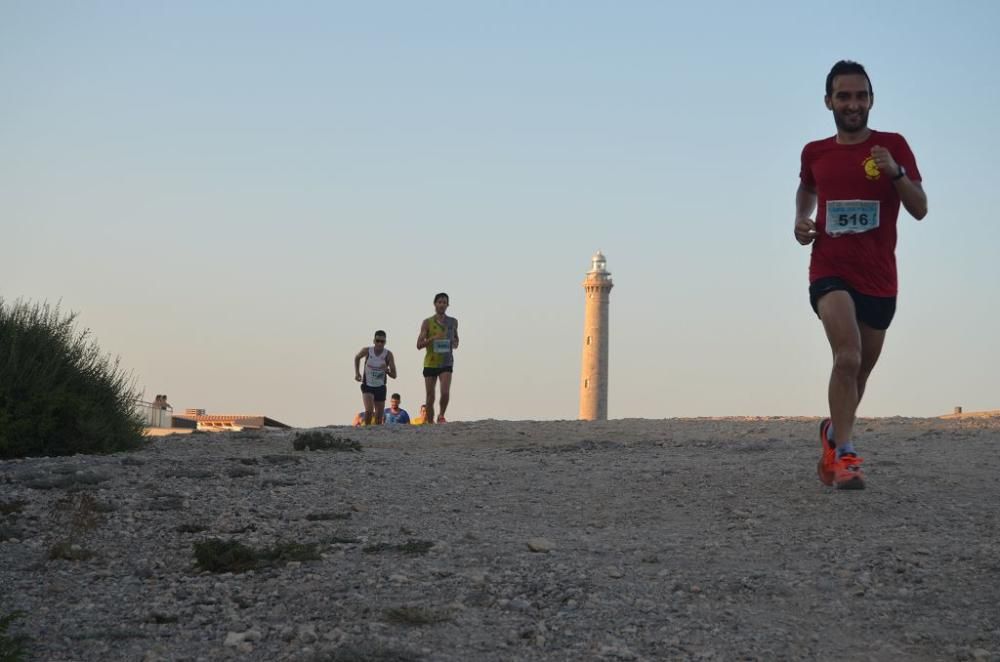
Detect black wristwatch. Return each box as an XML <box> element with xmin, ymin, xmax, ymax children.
<box><xmin>892</xmin><ymin>165</ymin><xmax>907</xmax><ymax>181</ymax></box>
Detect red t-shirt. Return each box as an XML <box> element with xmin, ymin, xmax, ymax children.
<box><xmin>799</xmin><ymin>130</ymin><xmax>922</xmax><ymax>296</ymax></box>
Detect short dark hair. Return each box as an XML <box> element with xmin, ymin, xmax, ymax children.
<box><xmin>433</xmin><ymin>292</ymin><xmax>449</xmax><ymax>304</ymax></box>
<box><xmin>374</xmin><ymin>329</ymin><xmax>386</xmax><ymax>339</ymax></box>
<box><xmin>825</xmin><ymin>60</ymin><xmax>872</xmax><ymax>98</ymax></box>
<box><xmin>391</xmin><ymin>393</ymin><xmax>400</xmax><ymax>400</ymax></box>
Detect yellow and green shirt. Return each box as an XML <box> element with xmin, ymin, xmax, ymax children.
<box><xmin>423</xmin><ymin>315</ymin><xmax>455</xmax><ymax>369</ymax></box>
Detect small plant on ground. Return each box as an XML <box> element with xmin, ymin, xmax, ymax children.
<box><xmin>56</xmin><ymin>493</ymin><xmax>104</xmax><ymax>531</ymax></box>
<box><xmin>193</xmin><ymin>539</ymin><xmax>323</xmax><ymax>573</ymax></box>
<box><xmin>0</xmin><ymin>610</ymin><xmax>29</xmax><ymax>662</ymax></box>
<box><xmin>363</xmin><ymin>540</ymin><xmax>435</xmax><ymax>555</ymax></box>
<box><xmin>382</xmin><ymin>606</ymin><xmax>453</xmax><ymax>626</ymax></box>
<box><xmin>0</xmin><ymin>298</ymin><xmax>145</xmax><ymax>459</ymax></box>
<box><xmin>305</xmin><ymin>511</ymin><xmax>351</xmax><ymax>521</ymax></box>
<box><xmin>193</xmin><ymin>539</ymin><xmax>259</xmax><ymax>573</ymax></box>
<box><xmin>47</xmin><ymin>493</ymin><xmax>103</xmax><ymax>562</ymax></box>
<box><xmin>293</xmin><ymin>431</ymin><xmax>361</xmax><ymax>452</ymax></box>
<box><xmin>261</xmin><ymin>542</ymin><xmax>321</xmax><ymax>563</ymax></box>
<box><xmin>48</xmin><ymin>541</ymin><xmax>95</xmax><ymax>561</ymax></box>
<box><xmin>318</xmin><ymin>642</ymin><xmax>423</xmax><ymax>662</ymax></box>
<box><xmin>0</xmin><ymin>501</ymin><xmax>26</xmax><ymax>517</ymax></box>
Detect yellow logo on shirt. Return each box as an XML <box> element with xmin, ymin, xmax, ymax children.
<box><xmin>863</xmin><ymin>156</ymin><xmax>881</xmax><ymax>180</ymax></box>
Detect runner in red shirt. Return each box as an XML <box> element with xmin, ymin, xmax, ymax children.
<box><xmin>794</xmin><ymin>60</ymin><xmax>928</xmax><ymax>490</ymax></box>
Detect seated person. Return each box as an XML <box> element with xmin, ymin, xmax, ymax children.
<box><xmin>411</xmin><ymin>405</ymin><xmax>428</xmax><ymax>426</ymax></box>
<box><xmin>352</xmin><ymin>411</ymin><xmax>366</xmax><ymax>427</ymax></box>
<box><xmin>383</xmin><ymin>393</ymin><xmax>410</xmax><ymax>425</ymax></box>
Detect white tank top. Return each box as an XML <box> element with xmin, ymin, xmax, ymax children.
<box><xmin>364</xmin><ymin>346</ymin><xmax>388</xmax><ymax>387</ymax></box>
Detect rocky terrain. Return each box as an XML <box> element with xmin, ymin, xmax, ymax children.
<box><xmin>2</xmin><ymin>416</ymin><xmax>999</xmax><ymax>661</ymax></box>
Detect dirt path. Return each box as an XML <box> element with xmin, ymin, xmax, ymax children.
<box><xmin>2</xmin><ymin>416</ymin><xmax>998</xmax><ymax>661</ymax></box>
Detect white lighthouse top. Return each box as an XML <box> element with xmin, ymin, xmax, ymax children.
<box><xmin>588</xmin><ymin>250</ymin><xmax>609</xmax><ymax>275</ymax></box>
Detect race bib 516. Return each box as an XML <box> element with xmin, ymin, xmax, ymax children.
<box><xmin>826</xmin><ymin>200</ymin><xmax>880</xmax><ymax>236</ymax></box>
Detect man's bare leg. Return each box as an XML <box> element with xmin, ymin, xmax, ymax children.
<box><xmin>374</xmin><ymin>401</ymin><xmax>386</xmax><ymax>425</ymax></box>
<box><xmin>857</xmin><ymin>322</ymin><xmax>887</xmax><ymax>406</ymax></box>
<box><xmin>437</xmin><ymin>372</ymin><xmax>452</xmax><ymax>421</ymax></box>
<box><xmin>818</xmin><ymin>291</ymin><xmax>862</xmax><ymax>447</ymax></box>
<box><xmin>362</xmin><ymin>393</ymin><xmax>375</xmax><ymax>426</ymax></box>
<box><xmin>424</xmin><ymin>375</ymin><xmax>437</xmax><ymax>424</ymax></box>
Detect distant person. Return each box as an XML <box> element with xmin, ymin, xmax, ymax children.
<box><xmin>352</xmin><ymin>411</ymin><xmax>365</xmax><ymax>427</ymax></box>
<box><xmin>383</xmin><ymin>393</ymin><xmax>410</xmax><ymax>425</ymax></box>
<box><xmin>410</xmin><ymin>405</ymin><xmax>428</xmax><ymax>426</ymax></box>
<box><xmin>354</xmin><ymin>330</ymin><xmax>397</xmax><ymax>425</ymax></box>
<box><xmin>794</xmin><ymin>60</ymin><xmax>927</xmax><ymax>490</ymax></box>
<box><xmin>416</xmin><ymin>292</ymin><xmax>458</xmax><ymax>424</ymax></box>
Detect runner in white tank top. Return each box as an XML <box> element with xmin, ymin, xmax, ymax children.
<box><xmin>353</xmin><ymin>330</ymin><xmax>397</xmax><ymax>425</ymax></box>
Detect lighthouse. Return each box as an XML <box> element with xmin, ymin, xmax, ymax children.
<box><xmin>579</xmin><ymin>250</ymin><xmax>613</xmax><ymax>420</ymax></box>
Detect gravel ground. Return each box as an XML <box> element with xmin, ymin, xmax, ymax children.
<box><xmin>2</xmin><ymin>416</ymin><xmax>999</xmax><ymax>661</ymax></box>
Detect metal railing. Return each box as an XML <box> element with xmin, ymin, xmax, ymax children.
<box><xmin>136</xmin><ymin>400</ymin><xmax>173</xmax><ymax>428</ymax></box>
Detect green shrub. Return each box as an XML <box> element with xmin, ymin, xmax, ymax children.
<box><xmin>193</xmin><ymin>539</ymin><xmax>322</xmax><ymax>573</ymax></box>
<box><xmin>363</xmin><ymin>540</ymin><xmax>435</xmax><ymax>555</ymax></box>
<box><xmin>0</xmin><ymin>610</ymin><xmax>29</xmax><ymax>662</ymax></box>
<box><xmin>193</xmin><ymin>539</ymin><xmax>259</xmax><ymax>573</ymax></box>
<box><xmin>382</xmin><ymin>605</ymin><xmax>453</xmax><ymax>626</ymax></box>
<box><xmin>0</xmin><ymin>299</ymin><xmax>145</xmax><ymax>459</ymax></box>
<box><xmin>292</xmin><ymin>431</ymin><xmax>361</xmax><ymax>452</ymax></box>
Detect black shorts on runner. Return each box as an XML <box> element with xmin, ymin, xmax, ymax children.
<box><xmin>360</xmin><ymin>383</ymin><xmax>387</xmax><ymax>402</ymax></box>
<box><xmin>422</xmin><ymin>366</ymin><xmax>454</xmax><ymax>378</ymax></box>
<box><xmin>809</xmin><ymin>277</ymin><xmax>897</xmax><ymax>331</ymax></box>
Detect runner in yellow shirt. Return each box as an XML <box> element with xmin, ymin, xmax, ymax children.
<box><xmin>416</xmin><ymin>293</ymin><xmax>459</xmax><ymax>424</ymax></box>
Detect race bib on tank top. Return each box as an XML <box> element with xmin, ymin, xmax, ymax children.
<box><xmin>365</xmin><ymin>364</ymin><xmax>386</xmax><ymax>387</ymax></box>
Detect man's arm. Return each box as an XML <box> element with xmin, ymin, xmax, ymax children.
<box><xmin>794</xmin><ymin>183</ymin><xmax>818</xmax><ymax>245</ymax></box>
<box><xmin>416</xmin><ymin>319</ymin><xmax>430</xmax><ymax>349</ymax></box>
<box><xmin>894</xmin><ymin>178</ymin><xmax>927</xmax><ymax>220</ymax></box>
<box><xmin>451</xmin><ymin>319</ymin><xmax>459</xmax><ymax>350</ymax></box>
<box><xmin>386</xmin><ymin>351</ymin><xmax>397</xmax><ymax>379</ymax></box>
<box><xmin>354</xmin><ymin>348</ymin><xmax>366</xmax><ymax>381</ymax></box>
<box><xmin>871</xmin><ymin>145</ymin><xmax>927</xmax><ymax>220</ymax></box>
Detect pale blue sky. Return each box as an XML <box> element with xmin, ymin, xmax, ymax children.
<box><xmin>3</xmin><ymin>1</ymin><xmax>998</xmax><ymax>426</ymax></box>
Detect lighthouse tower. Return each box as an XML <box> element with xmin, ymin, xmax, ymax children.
<box><xmin>579</xmin><ymin>250</ymin><xmax>613</xmax><ymax>421</ymax></box>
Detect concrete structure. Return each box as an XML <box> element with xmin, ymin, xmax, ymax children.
<box><xmin>579</xmin><ymin>250</ymin><xmax>613</xmax><ymax>420</ymax></box>
<box><xmin>171</xmin><ymin>413</ymin><xmax>291</xmax><ymax>432</ymax></box>
<box><xmin>139</xmin><ymin>400</ymin><xmax>290</xmax><ymax>436</ymax></box>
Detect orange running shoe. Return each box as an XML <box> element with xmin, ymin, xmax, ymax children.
<box><xmin>816</xmin><ymin>418</ymin><xmax>836</xmax><ymax>486</ymax></box>
<box><xmin>833</xmin><ymin>454</ymin><xmax>865</xmax><ymax>490</ymax></box>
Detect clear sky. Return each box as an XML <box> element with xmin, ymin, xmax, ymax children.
<box><xmin>3</xmin><ymin>1</ymin><xmax>998</xmax><ymax>427</ymax></box>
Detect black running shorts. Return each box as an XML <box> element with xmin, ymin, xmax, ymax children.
<box><xmin>360</xmin><ymin>383</ymin><xmax>387</xmax><ymax>402</ymax></box>
<box><xmin>809</xmin><ymin>277</ymin><xmax>897</xmax><ymax>330</ymax></box>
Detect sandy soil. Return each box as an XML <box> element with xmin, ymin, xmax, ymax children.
<box><xmin>2</xmin><ymin>416</ymin><xmax>998</xmax><ymax>661</ymax></box>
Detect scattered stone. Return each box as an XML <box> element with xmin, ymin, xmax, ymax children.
<box><xmin>527</xmin><ymin>538</ymin><xmax>556</xmax><ymax>553</ymax></box>
<box><xmin>298</xmin><ymin>623</ymin><xmax>318</xmax><ymax>643</ymax></box>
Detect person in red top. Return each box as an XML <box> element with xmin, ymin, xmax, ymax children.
<box><xmin>794</xmin><ymin>60</ymin><xmax>928</xmax><ymax>490</ymax></box>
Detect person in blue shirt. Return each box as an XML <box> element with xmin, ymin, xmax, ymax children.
<box><xmin>383</xmin><ymin>393</ymin><xmax>411</xmax><ymax>425</ymax></box>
